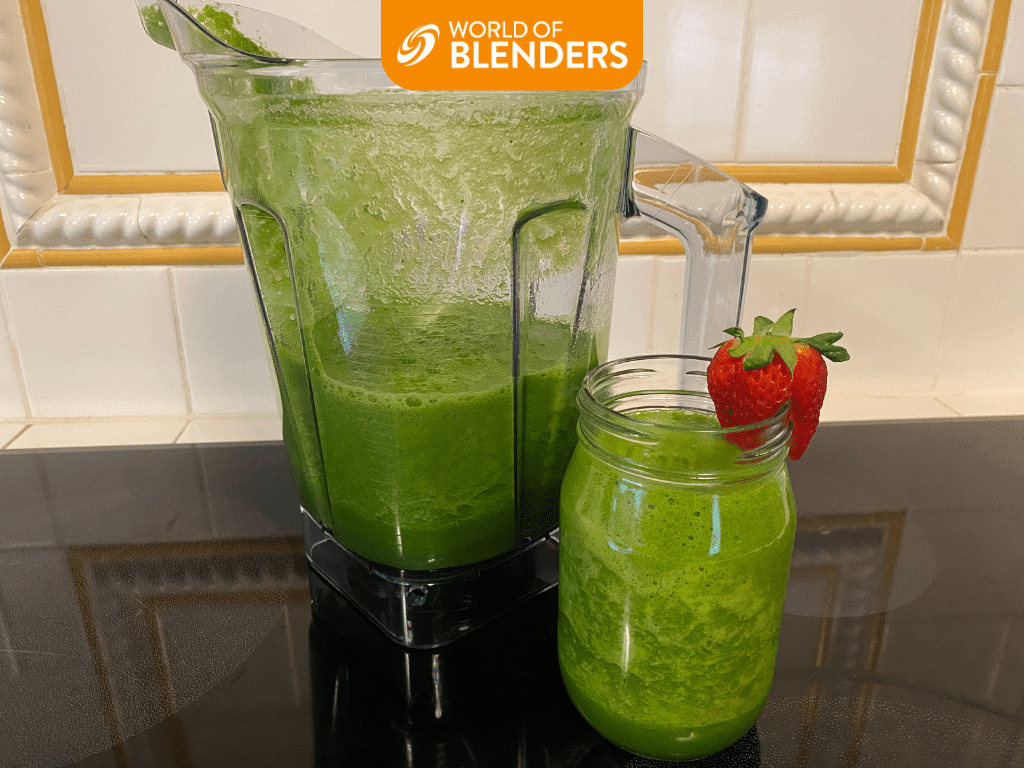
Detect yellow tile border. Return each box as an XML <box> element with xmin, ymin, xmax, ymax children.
<box><xmin>720</xmin><ymin>165</ymin><xmax>908</xmax><ymax>185</ymax></box>
<box><xmin>64</xmin><ymin>174</ymin><xmax>227</xmax><ymax>195</ymax></box>
<box><xmin>943</xmin><ymin>74</ymin><xmax>997</xmax><ymax>247</ymax></box>
<box><xmin>28</xmin><ymin>246</ymin><xmax>245</xmax><ymax>268</ymax></box>
<box><xmin>0</xmin><ymin>205</ymin><xmax>10</xmax><ymax>257</ymax></box>
<box><xmin>981</xmin><ymin>0</ymin><xmax>1015</xmax><ymax>73</ymax></box>
<box><xmin>3</xmin><ymin>0</ymin><xmax>1014</xmax><ymax>267</ymax></box>
<box><xmin>0</xmin><ymin>248</ymin><xmax>43</xmax><ymax>268</ymax></box>
<box><xmin>19</xmin><ymin>0</ymin><xmax>73</xmax><ymax>191</ymax></box>
<box><xmin>897</xmin><ymin>0</ymin><xmax>944</xmax><ymax>175</ymax></box>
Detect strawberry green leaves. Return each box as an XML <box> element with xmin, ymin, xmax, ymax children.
<box><xmin>713</xmin><ymin>309</ymin><xmax>848</xmax><ymax>373</ymax></box>
<box><xmin>793</xmin><ymin>331</ymin><xmax>851</xmax><ymax>363</ymax></box>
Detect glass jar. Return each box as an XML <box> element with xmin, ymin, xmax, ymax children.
<box><xmin>558</xmin><ymin>355</ymin><xmax>796</xmax><ymax>761</ymax></box>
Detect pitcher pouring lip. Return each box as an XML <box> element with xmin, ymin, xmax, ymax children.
<box><xmin>134</xmin><ymin>0</ymin><xmax>358</xmax><ymax>62</ymax></box>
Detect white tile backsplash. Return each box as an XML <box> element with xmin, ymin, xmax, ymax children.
<box><xmin>172</xmin><ymin>266</ymin><xmax>278</xmax><ymax>414</ymax></box>
<box><xmin>999</xmin><ymin>0</ymin><xmax>1023</xmax><ymax>86</ymax></box>
<box><xmin>649</xmin><ymin>256</ymin><xmax>687</xmax><ymax>353</ymax></box>
<box><xmin>0</xmin><ymin>423</ymin><xmax>26</xmax><ymax>448</ymax></box>
<box><xmin>631</xmin><ymin>0</ymin><xmax>748</xmax><ymax>160</ymax></box>
<box><xmin>607</xmin><ymin>256</ymin><xmax>654</xmax><ymax>360</ymax></box>
<box><xmin>961</xmin><ymin>88</ymin><xmax>1024</xmax><ymax>250</ymax></box>
<box><xmin>3</xmin><ymin>267</ymin><xmax>188</xmax><ymax>417</ymax></box>
<box><xmin>0</xmin><ymin>243</ymin><xmax>1021</xmax><ymax>449</ymax></box>
<box><xmin>802</xmin><ymin>252</ymin><xmax>957</xmax><ymax>395</ymax></box>
<box><xmin>0</xmin><ymin>285</ymin><xmax>27</xmax><ymax>417</ymax></box>
<box><xmin>935</xmin><ymin>250</ymin><xmax>1024</xmax><ymax>392</ymax></box>
<box><xmin>936</xmin><ymin>391</ymin><xmax>1024</xmax><ymax>418</ymax></box>
<box><xmin>739</xmin><ymin>255</ymin><xmax>811</xmax><ymax>336</ymax></box>
<box><xmin>8</xmin><ymin>419</ymin><xmax>187</xmax><ymax>449</ymax></box>
<box><xmin>739</xmin><ymin>0</ymin><xmax>920</xmax><ymax>162</ymax></box>
<box><xmin>39</xmin><ymin>0</ymin><xmax>219</xmax><ymax>173</ymax></box>
<box><xmin>819</xmin><ymin>393</ymin><xmax>959</xmax><ymax>423</ymax></box>
<box><xmin>177</xmin><ymin>415</ymin><xmax>283</xmax><ymax>444</ymax></box>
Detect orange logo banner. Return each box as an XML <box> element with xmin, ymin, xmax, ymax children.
<box><xmin>381</xmin><ymin>0</ymin><xmax>643</xmax><ymax>91</ymax></box>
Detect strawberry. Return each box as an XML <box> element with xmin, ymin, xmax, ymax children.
<box><xmin>706</xmin><ymin>309</ymin><xmax>849</xmax><ymax>460</ymax></box>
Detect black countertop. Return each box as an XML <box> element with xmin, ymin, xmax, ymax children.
<box><xmin>1</xmin><ymin>419</ymin><xmax>1022</xmax><ymax>768</ymax></box>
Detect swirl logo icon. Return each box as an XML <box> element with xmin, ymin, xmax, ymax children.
<box><xmin>397</xmin><ymin>24</ymin><xmax>440</xmax><ymax>66</ymax></box>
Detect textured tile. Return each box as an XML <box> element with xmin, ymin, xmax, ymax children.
<box><xmin>803</xmin><ymin>253</ymin><xmax>957</xmax><ymax>395</ymax></box>
<box><xmin>0</xmin><ymin>423</ymin><xmax>27</xmax><ymax>448</ymax></box>
<box><xmin>739</xmin><ymin>0</ymin><xmax>920</xmax><ymax>162</ymax></box>
<box><xmin>818</xmin><ymin>394</ymin><xmax>958</xmax><ymax>423</ymax></box>
<box><xmin>0</xmin><ymin>283</ymin><xmax>26</xmax><ymax>418</ymax></box>
<box><xmin>935</xmin><ymin>250</ymin><xmax>1024</xmax><ymax>391</ymax></box>
<box><xmin>3</xmin><ymin>268</ymin><xmax>187</xmax><ymax>417</ymax></box>
<box><xmin>961</xmin><ymin>89</ymin><xmax>1024</xmax><ymax>249</ymax></box>
<box><xmin>608</xmin><ymin>256</ymin><xmax>654</xmax><ymax>361</ymax></box>
<box><xmin>739</xmin><ymin>255</ymin><xmax>811</xmax><ymax>336</ymax></box>
<box><xmin>172</xmin><ymin>266</ymin><xmax>278</xmax><ymax>414</ymax></box>
<box><xmin>177</xmin><ymin>416</ymin><xmax>283</xmax><ymax>445</ymax></box>
<box><xmin>6</xmin><ymin>420</ymin><xmax>187</xmax><ymax>450</ymax></box>
<box><xmin>936</xmin><ymin>390</ymin><xmax>1024</xmax><ymax>418</ymax></box>
<box><xmin>631</xmin><ymin>0</ymin><xmax>747</xmax><ymax>159</ymax></box>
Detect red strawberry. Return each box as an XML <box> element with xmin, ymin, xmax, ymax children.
<box><xmin>706</xmin><ymin>309</ymin><xmax>849</xmax><ymax>460</ymax></box>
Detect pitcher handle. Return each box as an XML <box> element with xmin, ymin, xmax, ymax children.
<box><xmin>621</xmin><ymin>128</ymin><xmax>768</xmax><ymax>358</ymax></box>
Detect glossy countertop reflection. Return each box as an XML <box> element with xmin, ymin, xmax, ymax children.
<box><xmin>1</xmin><ymin>419</ymin><xmax>1022</xmax><ymax>767</ymax></box>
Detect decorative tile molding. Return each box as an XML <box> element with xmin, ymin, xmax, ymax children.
<box><xmin>0</xmin><ymin>2</ymin><xmax>55</xmax><ymax>232</ymax></box>
<box><xmin>914</xmin><ymin>0</ymin><xmax>993</xmax><ymax>213</ymax></box>
<box><xmin>0</xmin><ymin>0</ymin><xmax>1010</xmax><ymax>259</ymax></box>
<box><xmin>19</xmin><ymin>193</ymin><xmax>238</xmax><ymax>248</ymax></box>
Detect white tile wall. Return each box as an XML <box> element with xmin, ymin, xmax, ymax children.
<box><xmin>177</xmin><ymin>415</ymin><xmax>283</xmax><ymax>444</ymax></box>
<box><xmin>172</xmin><ymin>266</ymin><xmax>278</xmax><ymax>414</ymax></box>
<box><xmin>8</xmin><ymin>419</ymin><xmax>186</xmax><ymax>449</ymax></box>
<box><xmin>607</xmin><ymin>256</ymin><xmax>654</xmax><ymax>360</ymax></box>
<box><xmin>2</xmin><ymin>267</ymin><xmax>188</xmax><ymax>417</ymax></box>
<box><xmin>819</xmin><ymin>393</ymin><xmax>958</xmax><ymax>423</ymax></box>
<box><xmin>39</xmin><ymin>0</ymin><xmax>927</xmax><ymax>174</ymax></box>
<box><xmin>39</xmin><ymin>0</ymin><xmax>218</xmax><ymax>173</ymax></box>
<box><xmin>802</xmin><ymin>252</ymin><xmax>957</xmax><ymax>395</ymax></box>
<box><xmin>0</xmin><ymin>423</ymin><xmax>26</xmax><ymax>448</ymax></box>
<box><xmin>632</xmin><ymin>0</ymin><xmax>747</xmax><ymax>160</ymax></box>
<box><xmin>937</xmin><ymin>391</ymin><xmax>1024</xmax><ymax>418</ymax></box>
<box><xmin>738</xmin><ymin>255</ymin><xmax>811</xmax><ymax>336</ymax></box>
<box><xmin>0</xmin><ymin>287</ymin><xmax>26</xmax><ymax>417</ymax></box>
<box><xmin>999</xmin><ymin>0</ymin><xmax>1023</xmax><ymax>86</ymax></box>
<box><xmin>961</xmin><ymin>88</ymin><xmax>1024</xmax><ymax>250</ymax></box>
<box><xmin>0</xmin><ymin>244</ymin><xmax>1022</xmax><ymax>448</ymax></box>
<box><xmin>649</xmin><ymin>256</ymin><xmax>687</xmax><ymax>353</ymax></box>
<box><xmin>935</xmin><ymin>250</ymin><xmax>1024</xmax><ymax>392</ymax></box>
<box><xmin>739</xmin><ymin>0</ymin><xmax>920</xmax><ymax>162</ymax></box>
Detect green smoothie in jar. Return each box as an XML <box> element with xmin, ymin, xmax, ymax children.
<box><xmin>558</xmin><ymin>356</ymin><xmax>796</xmax><ymax>761</ymax></box>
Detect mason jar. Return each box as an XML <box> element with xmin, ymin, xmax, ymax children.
<box><xmin>558</xmin><ymin>355</ymin><xmax>796</xmax><ymax>761</ymax></box>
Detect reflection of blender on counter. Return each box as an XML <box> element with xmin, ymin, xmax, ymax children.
<box><xmin>308</xmin><ymin>576</ymin><xmax>764</xmax><ymax>767</ymax></box>
<box><xmin>137</xmin><ymin>0</ymin><xmax>766</xmax><ymax>649</ymax></box>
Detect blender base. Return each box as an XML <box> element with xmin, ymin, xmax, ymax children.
<box><xmin>302</xmin><ymin>508</ymin><xmax>560</xmax><ymax>648</ymax></box>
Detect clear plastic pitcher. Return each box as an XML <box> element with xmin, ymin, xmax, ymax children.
<box><xmin>138</xmin><ymin>0</ymin><xmax>767</xmax><ymax>647</ymax></box>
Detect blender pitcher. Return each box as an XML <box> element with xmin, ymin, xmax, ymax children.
<box><xmin>137</xmin><ymin>0</ymin><xmax>767</xmax><ymax>648</ymax></box>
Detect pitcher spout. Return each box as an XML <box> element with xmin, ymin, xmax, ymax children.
<box><xmin>134</xmin><ymin>0</ymin><xmax>354</xmax><ymax>62</ymax></box>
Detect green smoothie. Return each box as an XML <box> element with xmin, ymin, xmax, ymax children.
<box><xmin>558</xmin><ymin>410</ymin><xmax>795</xmax><ymax>761</ymax></box>
<box><xmin>202</xmin><ymin>80</ymin><xmax>636</xmax><ymax>570</ymax></box>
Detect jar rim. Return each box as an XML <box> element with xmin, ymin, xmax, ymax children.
<box><xmin>577</xmin><ymin>354</ymin><xmax>792</xmax><ymax>466</ymax></box>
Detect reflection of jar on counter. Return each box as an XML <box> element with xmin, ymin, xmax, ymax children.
<box><xmin>558</xmin><ymin>356</ymin><xmax>796</xmax><ymax>762</ymax></box>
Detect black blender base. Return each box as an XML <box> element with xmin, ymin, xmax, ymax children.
<box><xmin>302</xmin><ymin>508</ymin><xmax>560</xmax><ymax>648</ymax></box>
